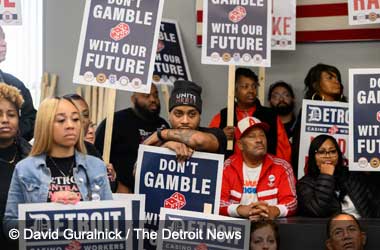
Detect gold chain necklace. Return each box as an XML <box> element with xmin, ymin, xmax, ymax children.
<box><xmin>48</xmin><ymin>156</ymin><xmax>75</xmax><ymax>177</ymax></box>
<box><xmin>7</xmin><ymin>150</ymin><xmax>17</xmax><ymax>164</ymax></box>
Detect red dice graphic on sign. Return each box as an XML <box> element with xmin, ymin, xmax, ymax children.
<box><xmin>328</xmin><ymin>125</ymin><xmax>339</xmax><ymax>135</ymax></box>
<box><xmin>195</xmin><ymin>243</ymin><xmax>208</xmax><ymax>250</ymax></box>
<box><xmin>228</xmin><ymin>6</ymin><xmax>247</xmax><ymax>23</ymax></box>
<box><xmin>164</xmin><ymin>192</ymin><xmax>186</xmax><ymax>209</ymax></box>
<box><xmin>157</xmin><ymin>40</ymin><xmax>165</xmax><ymax>52</ymax></box>
<box><xmin>377</xmin><ymin>111</ymin><xmax>380</xmax><ymax>122</ymax></box>
<box><xmin>65</xmin><ymin>241</ymin><xmax>81</xmax><ymax>250</ymax></box>
<box><xmin>110</xmin><ymin>23</ymin><xmax>130</xmax><ymax>41</ymax></box>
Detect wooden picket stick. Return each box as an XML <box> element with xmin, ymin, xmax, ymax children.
<box><xmin>227</xmin><ymin>65</ymin><xmax>236</xmax><ymax>150</ymax></box>
<box><xmin>48</xmin><ymin>74</ymin><xmax>58</xmax><ymax>97</ymax></box>
<box><xmin>40</xmin><ymin>72</ymin><xmax>49</xmax><ymax>103</ymax></box>
<box><xmin>84</xmin><ymin>85</ymin><xmax>92</xmax><ymax>110</ymax></box>
<box><xmin>91</xmin><ymin>86</ymin><xmax>98</xmax><ymax>123</ymax></box>
<box><xmin>203</xmin><ymin>203</ymin><xmax>212</xmax><ymax>214</ymax></box>
<box><xmin>102</xmin><ymin>88</ymin><xmax>116</xmax><ymax>163</ymax></box>
<box><xmin>258</xmin><ymin>67</ymin><xmax>266</xmax><ymax>104</ymax></box>
<box><xmin>161</xmin><ymin>84</ymin><xmax>170</xmax><ymax>117</ymax></box>
<box><xmin>76</xmin><ymin>86</ymin><xmax>82</xmax><ymax>96</ymax></box>
<box><xmin>97</xmin><ymin>87</ymin><xmax>104</xmax><ymax>125</ymax></box>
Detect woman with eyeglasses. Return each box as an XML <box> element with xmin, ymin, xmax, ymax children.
<box><xmin>3</xmin><ymin>96</ymin><xmax>113</xmax><ymax>231</ymax></box>
<box><xmin>296</xmin><ymin>134</ymin><xmax>380</xmax><ymax>218</ymax></box>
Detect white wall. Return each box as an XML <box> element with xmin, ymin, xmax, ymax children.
<box><xmin>43</xmin><ymin>0</ymin><xmax>380</xmax><ymax>126</ymax></box>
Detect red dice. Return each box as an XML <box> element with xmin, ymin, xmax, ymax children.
<box><xmin>164</xmin><ymin>192</ymin><xmax>186</xmax><ymax>209</ymax></box>
<box><xmin>328</xmin><ymin>125</ymin><xmax>338</xmax><ymax>135</ymax></box>
<box><xmin>229</xmin><ymin>6</ymin><xmax>247</xmax><ymax>23</ymax></box>
<box><xmin>110</xmin><ymin>23</ymin><xmax>130</xmax><ymax>41</ymax></box>
<box><xmin>157</xmin><ymin>40</ymin><xmax>165</xmax><ymax>53</ymax></box>
<box><xmin>65</xmin><ymin>240</ymin><xmax>81</xmax><ymax>250</ymax></box>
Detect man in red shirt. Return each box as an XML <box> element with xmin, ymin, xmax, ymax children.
<box><xmin>220</xmin><ymin>116</ymin><xmax>297</xmax><ymax>219</ymax></box>
<box><xmin>209</xmin><ymin>68</ymin><xmax>290</xmax><ymax>162</ymax></box>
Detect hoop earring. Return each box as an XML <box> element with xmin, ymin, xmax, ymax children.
<box><xmin>312</xmin><ymin>92</ymin><xmax>325</xmax><ymax>101</ymax></box>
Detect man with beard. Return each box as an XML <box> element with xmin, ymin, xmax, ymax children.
<box><xmin>268</xmin><ymin>81</ymin><xmax>296</xmax><ymax>142</ymax></box>
<box><xmin>144</xmin><ymin>80</ymin><xmax>226</xmax><ymax>161</ymax></box>
<box><xmin>209</xmin><ymin>68</ymin><xmax>290</xmax><ymax>162</ymax></box>
<box><xmin>95</xmin><ymin>84</ymin><xmax>169</xmax><ymax>193</ymax></box>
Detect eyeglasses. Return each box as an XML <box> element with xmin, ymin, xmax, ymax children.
<box><xmin>271</xmin><ymin>92</ymin><xmax>291</xmax><ymax>100</ymax></box>
<box><xmin>315</xmin><ymin>149</ymin><xmax>338</xmax><ymax>156</ymax></box>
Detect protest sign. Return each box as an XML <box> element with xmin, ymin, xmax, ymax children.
<box><xmin>113</xmin><ymin>194</ymin><xmax>145</xmax><ymax>250</ymax></box>
<box><xmin>135</xmin><ymin>145</ymin><xmax>224</xmax><ymax>249</ymax></box>
<box><xmin>298</xmin><ymin>100</ymin><xmax>349</xmax><ymax>178</ymax></box>
<box><xmin>19</xmin><ymin>200</ymin><xmax>133</xmax><ymax>250</ymax></box>
<box><xmin>201</xmin><ymin>0</ymin><xmax>271</xmax><ymax>67</ymax></box>
<box><xmin>272</xmin><ymin>0</ymin><xmax>295</xmax><ymax>50</ymax></box>
<box><xmin>349</xmin><ymin>68</ymin><xmax>380</xmax><ymax>171</ymax></box>
<box><xmin>348</xmin><ymin>0</ymin><xmax>380</xmax><ymax>25</ymax></box>
<box><xmin>0</xmin><ymin>0</ymin><xmax>21</xmax><ymax>25</ymax></box>
<box><xmin>157</xmin><ymin>208</ymin><xmax>250</xmax><ymax>250</ymax></box>
<box><xmin>153</xmin><ymin>19</ymin><xmax>191</xmax><ymax>85</ymax></box>
<box><xmin>74</xmin><ymin>0</ymin><xmax>164</xmax><ymax>93</ymax></box>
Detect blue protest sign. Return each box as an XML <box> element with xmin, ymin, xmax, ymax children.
<box><xmin>153</xmin><ymin>20</ymin><xmax>191</xmax><ymax>85</ymax></box>
<box><xmin>19</xmin><ymin>201</ymin><xmax>133</xmax><ymax>249</ymax></box>
<box><xmin>74</xmin><ymin>0</ymin><xmax>164</xmax><ymax>93</ymax></box>
<box><xmin>113</xmin><ymin>194</ymin><xmax>146</xmax><ymax>250</ymax></box>
<box><xmin>349</xmin><ymin>68</ymin><xmax>380</xmax><ymax>171</ymax></box>
<box><xmin>157</xmin><ymin>208</ymin><xmax>250</xmax><ymax>250</ymax></box>
<box><xmin>135</xmin><ymin>145</ymin><xmax>224</xmax><ymax>249</ymax></box>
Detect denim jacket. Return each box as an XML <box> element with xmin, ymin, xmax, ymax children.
<box><xmin>3</xmin><ymin>151</ymin><xmax>113</xmax><ymax>231</ymax></box>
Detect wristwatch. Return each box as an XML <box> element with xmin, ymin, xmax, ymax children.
<box><xmin>157</xmin><ymin>128</ymin><xmax>165</xmax><ymax>141</ymax></box>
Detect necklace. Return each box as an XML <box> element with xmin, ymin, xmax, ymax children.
<box><xmin>7</xmin><ymin>150</ymin><xmax>17</xmax><ymax>164</ymax></box>
<box><xmin>48</xmin><ymin>156</ymin><xmax>75</xmax><ymax>177</ymax></box>
<box><xmin>0</xmin><ymin>146</ymin><xmax>18</xmax><ymax>164</ymax></box>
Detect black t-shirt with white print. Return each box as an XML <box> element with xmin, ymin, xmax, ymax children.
<box><xmin>46</xmin><ymin>155</ymin><xmax>82</xmax><ymax>202</ymax></box>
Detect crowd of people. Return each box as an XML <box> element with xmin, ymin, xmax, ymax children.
<box><xmin>0</xmin><ymin>25</ymin><xmax>378</xmax><ymax>250</ymax></box>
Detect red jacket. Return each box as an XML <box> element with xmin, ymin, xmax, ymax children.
<box><xmin>220</xmin><ymin>153</ymin><xmax>297</xmax><ymax>217</ymax></box>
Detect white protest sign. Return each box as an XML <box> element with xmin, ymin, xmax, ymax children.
<box><xmin>0</xmin><ymin>0</ymin><xmax>22</xmax><ymax>25</ymax></box>
<box><xmin>202</xmin><ymin>0</ymin><xmax>272</xmax><ymax>67</ymax></box>
<box><xmin>74</xmin><ymin>0</ymin><xmax>164</xmax><ymax>93</ymax></box>
<box><xmin>348</xmin><ymin>0</ymin><xmax>380</xmax><ymax>25</ymax></box>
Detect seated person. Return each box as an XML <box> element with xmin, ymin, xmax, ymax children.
<box><xmin>326</xmin><ymin>213</ymin><xmax>366</xmax><ymax>250</ymax></box>
<box><xmin>250</xmin><ymin>220</ymin><xmax>279</xmax><ymax>250</ymax></box>
<box><xmin>220</xmin><ymin>117</ymin><xmax>297</xmax><ymax>219</ymax></box>
<box><xmin>297</xmin><ymin>135</ymin><xmax>380</xmax><ymax>218</ymax></box>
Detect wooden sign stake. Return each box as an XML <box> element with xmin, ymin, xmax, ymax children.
<box><xmin>227</xmin><ymin>65</ymin><xmax>236</xmax><ymax>150</ymax></box>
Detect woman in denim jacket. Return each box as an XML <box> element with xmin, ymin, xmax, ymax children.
<box><xmin>3</xmin><ymin>96</ymin><xmax>113</xmax><ymax>231</ymax></box>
